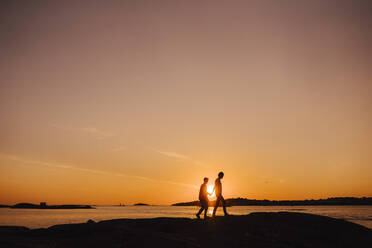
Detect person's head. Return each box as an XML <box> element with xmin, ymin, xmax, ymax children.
<box><xmin>203</xmin><ymin>177</ymin><xmax>209</xmax><ymax>183</ymax></box>
<box><xmin>218</xmin><ymin>171</ymin><xmax>224</xmax><ymax>179</ymax></box>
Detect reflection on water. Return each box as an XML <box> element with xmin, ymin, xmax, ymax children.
<box><xmin>0</xmin><ymin>205</ymin><xmax>371</xmax><ymax>229</ymax></box>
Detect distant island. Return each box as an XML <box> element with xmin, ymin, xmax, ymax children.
<box><xmin>172</xmin><ymin>197</ymin><xmax>372</xmax><ymax>206</ymax></box>
<box><xmin>4</xmin><ymin>202</ymin><xmax>94</xmax><ymax>209</ymax></box>
<box><xmin>134</xmin><ymin>203</ymin><xmax>149</xmax><ymax>206</ymax></box>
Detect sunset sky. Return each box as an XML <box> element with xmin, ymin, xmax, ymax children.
<box><xmin>1</xmin><ymin>0</ymin><xmax>371</xmax><ymax>205</ymax></box>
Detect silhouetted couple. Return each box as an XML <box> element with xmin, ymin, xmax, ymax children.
<box><xmin>196</xmin><ymin>171</ymin><xmax>229</xmax><ymax>219</ymax></box>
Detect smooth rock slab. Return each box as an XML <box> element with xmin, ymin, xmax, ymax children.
<box><xmin>0</xmin><ymin>212</ymin><xmax>371</xmax><ymax>248</ymax></box>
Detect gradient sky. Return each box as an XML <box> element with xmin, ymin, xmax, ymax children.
<box><xmin>1</xmin><ymin>0</ymin><xmax>372</xmax><ymax>205</ymax></box>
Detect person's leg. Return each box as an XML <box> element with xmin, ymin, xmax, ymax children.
<box><xmin>202</xmin><ymin>200</ymin><xmax>208</xmax><ymax>218</ymax></box>
<box><xmin>196</xmin><ymin>206</ymin><xmax>204</xmax><ymax>218</ymax></box>
<box><xmin>212</xmin><ymin>197</ymin><xmax>221</xmax><ymax>217</ymax></box>
<box><xmin>204</xmin><ymin>205</ymin><xmax>208</xmax><ymax>219</ymax></box>
<box><xmin>221</xmin><ymin>196</ymin><xmax>228</xmax><ymax>215</ymax></box>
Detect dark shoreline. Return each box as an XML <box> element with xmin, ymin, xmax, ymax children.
<box><xmin>1</xmin><ymin>212</ymin><xmax>371</xmax><ymax>248</ymax></box>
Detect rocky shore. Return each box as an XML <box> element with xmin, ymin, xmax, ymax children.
<box><xmin>1</xmin><ymin>212</ymin><xmax>371</xmax><ymax>247</ymax></box>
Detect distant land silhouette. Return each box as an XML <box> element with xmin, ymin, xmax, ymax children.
<box><xmin>134</xmin><ymin>203</ymin><xmax>149</xmax><ymax>206</ymax></box>
<box><xmin>173</xmin><ymin>197</ymin><xmax>372</xmax><ymax>206</ymax></box>
<box><xmin>3</xmin><ymin>203</ymin><xmax>93</xmax><ymax>209</ymax></box>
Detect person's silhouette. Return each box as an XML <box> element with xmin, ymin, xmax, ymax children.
<box><xmin>212</xmin><ymin>171</ymin><xmax>229</xmax><ymax>217</ymax></box>
<box><xmin>196</xmin><ymin>177</ymin><xmax>209</xmax><ymax>219</ymax></box>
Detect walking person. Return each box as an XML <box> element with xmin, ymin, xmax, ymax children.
<box><xmin>212</xmin><ymin>171</ymin><xmax>229</xmax><ymax>217</ymax></box>
<box><xmin>196</xmin><ymin>177</ymin><xmax>209</xmax><ymax>219</ymax></box>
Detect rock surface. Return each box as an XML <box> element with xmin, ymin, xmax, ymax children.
<box><xmin>0</xmin><ymin>212</ymin><xmax>371</xmax><ymax>248</ymax></box>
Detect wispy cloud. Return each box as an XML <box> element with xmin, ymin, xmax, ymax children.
<box><xmin>116</xmin><ymin>173</ymin><xmax>197</xmax><ymax>189</ymax></box>
<box><xmin>0</xmin><ymin>153</ymin><xmax>110</xmax><ymax>175</ymax></box>
<box><xmin>80</xmin><ymin>127</ymin><xmax>114</xmax><ymax>139</ymax></box>
<box><xmin>153</xmin><ymin>150</ymin><xmax>189</xmax><ymax>160</ymax></box>
<box><xmin>0</xmin><ymin>153</ymin><xmax>197</xmax><ymax>189</ymax></box>
<box><xmin>153</xmin><ymin>149</ymin><xmax>209</xmax><ymax>168</ymax></box>
<box><xmin>50</xmin><ymin>124</ymin><xmax>114</xmax><ymax>139</ymax></box>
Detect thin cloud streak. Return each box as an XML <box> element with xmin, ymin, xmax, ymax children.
<box><xmin>153</xmin><ymin>149</ymin><xmax>209</xmax><ymax>168</ymax></box>
<box><xmin>153</xmin><ymin>150</ymin><xmax>189</xmax><ymax>160</ymax></box>
<box><xmin>80</xmin><ymin>127</ymin><xmax>114</xmax><ymax>139</ymax></box>
<box><xmin>50</xmin><ymin>124</ymin><xmax>114</xmax><ymax>139</ymax></box>
<box><xmin>0</xmin><ymin>153</ymin><xmax>197</xmax><ymax>189</ymax></box>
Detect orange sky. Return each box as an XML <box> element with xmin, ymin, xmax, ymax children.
<box><xmin>1</xmin><ymin>0</ymin><xmax>372</xmax><ymax>205</ymax></box>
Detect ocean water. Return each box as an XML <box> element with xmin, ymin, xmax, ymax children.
<box><xmin>0</xmin><ymin>205</ymin><xmax>371</xmax><ymax>229</ymax></box>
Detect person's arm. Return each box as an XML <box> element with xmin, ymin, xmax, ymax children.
<box><xmin>209</xmin><ymin>185</ymin><xmax>215</xmax><ymax>196</ymax></box>
<box><xmin>212</xmin><ymin>180</ymin><xmax>218</xmax><ymax>193</ymax></box>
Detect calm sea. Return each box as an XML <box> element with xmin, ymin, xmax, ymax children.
<box><xmin>0</xmin><ymin>205</ymin><xmax>371</xmax><ymax>229</ymax></box>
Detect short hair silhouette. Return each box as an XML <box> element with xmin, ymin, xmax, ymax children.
<box><xmin>203</xmin><ymin>177</ymin><xmax>208</xmax><ymax>182</ymax></box>
<box><xmin>218</xmin><ymin>172</ymin><xmax>224</xmax><ymax>178</ymax></box>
